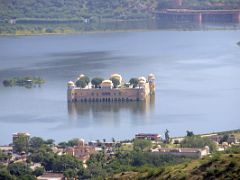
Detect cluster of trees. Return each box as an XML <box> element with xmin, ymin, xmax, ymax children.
<box><xmin>0</xmin><ymin>0</ymin><xmax>157</xmax><ymax>20</ymax></box>
<box><xmin>74</xmin><ymin>75</ymin><xmax>142</xmax><ymax>89</ymax></box>
<box><xmin>0</xmin><ymin>162</ymin><xmax>43</xmax><ymax>180</ymax></box>
<box><xmin>1</xmin><ymin>0</ymin><xmax>239</xmax><ymax>20</ymax></box>
<box><xmin>2</xmin><ymin>77</ymin><xmax>45</xmax><ymax>88</ymax></box>
<box><xmin>1</xmin><ymin>133</ymin><xmax>236</xmax><ymax>179</ymax></box>
<box><xmin>5</xmin><ymin>136</ymin><xmax>84</xmax><ymax>179</ymax></box>
<box><xmin>180</xmin><ymin>135</ymin><xmax>217</xmax><ymax>152</ymax></box>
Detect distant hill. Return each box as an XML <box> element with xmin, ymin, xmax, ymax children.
<box><xmin>0</xmin><ymin>0</ymin><xmax>239</xmax><ymax>20</ymax></box>
<box><xmin>0</xmin><ymin>0</ymin><xmax>158</xmax><ymax>20</ymax></box>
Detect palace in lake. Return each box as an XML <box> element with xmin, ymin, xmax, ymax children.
<box><xmin>67</xmin><ymin>73</ymin><xmax>155</xmax><ymax>102</ymax></box>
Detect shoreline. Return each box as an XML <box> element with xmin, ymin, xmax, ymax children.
<box><xmin>0</xmin><ymin>26</ymin><xmax>240</xmax><ymax>37</ymax></box>
<box><xmin>1</xmin><ymin>129</ymin><xmax>239</xmax><ymax>146</ymax></box>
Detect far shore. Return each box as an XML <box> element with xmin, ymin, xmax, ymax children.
<box><xmin>1</xmin><ymin>26</ymin><xmax>240</xmax><ymax>37</ymax></box>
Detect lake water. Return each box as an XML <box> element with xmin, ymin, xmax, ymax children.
<box><xmin>0</xmin><ymin>30</ymin><xmax>240</xmax><ymax>144</ymax></box>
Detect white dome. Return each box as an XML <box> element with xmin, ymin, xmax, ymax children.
<box><xmin>110</xmin><ymin>74</ymin><xmax>122</xmax><ymax>83</ymax></box>
<box><xmin>139</xmin><ymin>80</ymin><xmax>146</xmax><ymax>85</ymax></box>
<box><xmin>68</xmin><ymin>81</ymin><xmax>75</xmax><ymax>86</ymax></box>
<box><xmin>101</xmin><ymin>80</ymin><xmax>113</xmax><ymax>87</ymax></box>
<box><xmin>79</xmin><ymin>74</ymin><xmax>85</xmax><ymax>78</ymax></box>
<box><xmin>148</xmin><ymin>73</ymin><xmax>155</xmax><ymax>80</ymax></box>
<box><xmin>138</xmin><ymin>76</ymin><xmax>146</xmax><ymax>83</ymax></box>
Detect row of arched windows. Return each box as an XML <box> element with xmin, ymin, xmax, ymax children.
<box><xmin>73</xmin><ymin>97</ymin><xmax>140</xmax><ymax>102</ymax></box>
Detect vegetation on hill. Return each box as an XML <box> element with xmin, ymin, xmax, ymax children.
<box><xmin>0</xmin><ymin>133</ymin><xmax>240</xmax><ymax>179</ymax></box>
<box><xmin>0</xmin><ymin>0</ymin><xmax>240</xmax><ymax>35</ymax></box>
<box><xmin>113</xmin><ymin>145</ymin><xmax>240</xmax><ymax>179</ymax></box>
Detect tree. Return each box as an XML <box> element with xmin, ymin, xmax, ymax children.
<box><xmin>220</xmin><ymin>134</ymin><xmax>229</xmax><ymax>144</ymax></box>
<box><xmin>0</xmin><ymin>167</ymin><xmax>13</xmax><ymax>180</ymax></box>
<box><xmin>129</xmin><ymin>78</ymin><xmax>139</xmax><ymax>88</ymax></box>
<box><xmin>8</xmin><ymin>162</ymin><xmax>32</xmax><ymax>177</ymax></box>
<box><xmin>180</xmin><ymin>136</ymin><xmax>217</xmax><ymax>152</ymax></box>
<box><xmin>29</xmin><ymin>137</ymin><xmax>45</xmax><ymax>149</ymax></box>
<box><xmin>45</xmin><ymin>139</ymin><xmax>55</xmax><ymax>146</ymax></box>
<box><xmin>133</xmin><ymin>139</ymin><xmax>152</xmax><ymax>152</ymax></box>
<box><xmin>30</xmin><ymin>152</ymin><xmax>44</xmax><ymax>163</ymax></box>
<box><xmin>67</xmin><ymin>138</ymin><xmax>80</xmax><ymax>147</ymax></box>
<box><xmin>75</xmin><ymin>79</ymin><xmax>87</xmax><ymax>88</ymax></box>
<box><xmin>186</xmin><ymin>131</ymin><xmax>194</xmax><ymax>137</ymax></box>
<box><xmin>2</xmin><ymin>80</ymin><xmax>11</xmax><ymax>87</ymax></box>
<box><xmin>0</xmin><ymin>150</ymin><xmax>8</xmax><ymax>162</ymax></box>
<box><xmin>91</xmin><ymin>77</ymin><xmax>104</xmax><ymax>88</ymax></box>
<box><xmin>64</xmin><ymin>168</ymin><xmax>77</xmax><ymax>179</ymax></box>
<box><xmin>58</xmin><ymin>142</ymin><xmax>68</xmax><ymax>149</ymax></box>
<box><xmin>32</xmin><ymin>167</ymin><xmax>44</xmax><ymax>177</ymax></box>
<box><xmin>110</xmin><ymin>77</ymin><xmax>120</xmax><ymax>88</ymax></box>
<box><xmin>13</xmin><ymin>134</ymin><xmax>29</xmax><ymax>154</ymax></box>
<box><xmin>79</xmin><ymin>75</ymin><xmax>90</xmax><ymax>85</ymax></box>
<box><xmin>112</xmin><ymin>137</ymin><xmax>115</xmax><ymax>143</ymax></box>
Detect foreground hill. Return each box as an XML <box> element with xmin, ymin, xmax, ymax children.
<box><xmin>113</xmin><ymin>149</ymin><xmax>240</xmax><ymax>179</ymax></box>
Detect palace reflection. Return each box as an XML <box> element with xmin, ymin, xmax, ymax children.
<box><xmin>68</xmin><ymin>95</ymin><xmax>155</xmax><ymax>119</ymax></box>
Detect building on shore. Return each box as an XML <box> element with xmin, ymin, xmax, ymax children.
<box><xmin>135</xmin><ymin>133</ymin><xmax>161</xmax><ymax>141</ymax></box>
<box><xmin>67</xmin><ymin>73</ymin><xmax>155</xmax><ymax>103</ymax></box>
<box><xmin>37</xmin><ymin>173</ymin><xmax>64</xmax><ymax>180</ymax></box>
<box><xmin>151</xmin><ymin>146</ymin><xmax>210</xmax><ymax>158</ymax></box>
<box><xmin>65</xmin><ymin>139</ymin><xmax>96</xmax><ymax>163</ymax></box>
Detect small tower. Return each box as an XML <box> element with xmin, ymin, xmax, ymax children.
<box><xmin>67</xmin><ymin>81</ymin><xmax>75</xmax><ymax>102</ymax></box>
<box><xmin>148</xmin><ymin>74</ymin><xmax>156</xmax><ymax>95</ymax></box>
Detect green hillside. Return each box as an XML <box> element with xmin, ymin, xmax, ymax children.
<box><xmin>0</xmin><ymin>0</ymin><xmax>240</xmax><ymax>20</ymax></box>
<box><xmin>0</xmin><ymin>0</ymin><xmax>239</xmax><ymax>35</ymax></box>
<box><xmin>113</xmin><ymin>146</ymin><xmax>240</xmax><ymax>179</ymax></box>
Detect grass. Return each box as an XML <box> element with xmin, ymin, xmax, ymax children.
<box><xmin>112</xmin><ymin>152</ymin><xmax>240</xmax><ymax>179</ymax></box>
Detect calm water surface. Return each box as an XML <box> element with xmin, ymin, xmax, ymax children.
<box><xmin>0</xmin><ymin>30</ymin><xmax>240</xmax><ymax>144</ymax></box>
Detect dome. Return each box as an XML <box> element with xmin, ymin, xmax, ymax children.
<box><xmin>68</xmin><ymin>81</ymin><xmax>75</xmax><ymax>86</ymax></box>
<box><xmin>101</xmin><ymin>80</ymin><xmax>113</xmax><ymax>87</ymax></box>
<box><xmin>110</xmin><ymin>74</ymin><xmax>122</xmax><ymax>83</ymax></box>
<box><xmin>148</xmin><ymin>73</ymin><xmax>155</xmax><ymax>80</ymax></box>
<box><xmin>79</xmin><ymin>74</ymin><xmax>85</xmax><ymax>78</ymax></box>
<box><xmin>138</xmin><ymin>76</ymin><xmax>146</xmax><ymax>83</ymax></box>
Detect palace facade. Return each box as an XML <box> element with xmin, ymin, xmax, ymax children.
<box><xmin>67</xmin><ymin>73</ymin><xmax>155</xmax><ymax>102</ymax></box>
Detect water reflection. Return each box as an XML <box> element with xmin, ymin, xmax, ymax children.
<box><xmin>68</xmin><ymin>95</ymin><xmax>155</xmax><ymax>119</ymax></box>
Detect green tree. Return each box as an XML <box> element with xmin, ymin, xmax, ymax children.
<box><xmin>32</xmin><ymin>167</ymin><xmax>44</xmax><ymax>177</ymax></box>
<box><xmin>180</xmin><ymin>136</ymin><xmax>217</xmax><ymax>152</ymax></box>
<box><xmin>2</xmin><ymin>80</ymin><xmax>12</xmax><ymax>87</ymax></box>
<box><xmin>67</xmin><ymin>138</ymin><xmax>80</xmax><ymax>147</ymax></box>
<box><xmin>64</xmin><ymin>168</ymin><xmax>77</xmax><ymax>179</ymax></box>
<box><xmin>91</xmin><ymin>77</ymin><xmax>104</xmax><ymax>88</ymax></box>
<box><xmin>8</xmin><ymin>162</ymin><xmax>32</xmax><ymax>177</ymax></box>
<box><xmin>186</xmin><ymin>130</ymin><xmax>194</xmax><ymax>137</ymax></box>
<box><xmin>129</xmin><ymin>78</ymin><xmax>139</xmax><ymax>88</ymax></box>
<box><xmin>75</xmin><ymin>79</ymin><xmax>87</xmax><ymax>88</ymax></box>
<box><xmin>220</xmin><ymin>134</ymin><xmax>229</xmax><ymax>144</ymax></box>
<box><xmin>13</xmin><ymin>134</ymin><xmax>29</xmax><ymax>154</ymax></box>
<box><xmin>110</xmin><ymin>77</ymin><xmax>120</xmax><ymax>88</ymax></box>
<box><xmin>0</xmin><ymin>150</ymin><xmax>8</xmax><ymax>162</ymax></box>
<box><xmin>0</xmin><ymin>167</ymin><xmax>13</xmax><ymax>180</ymax></box>
<box><xmin>133</xmin><ymin>139</ymin><xmax>152</xmax><ymax>152</ymax></box>
<box><xmin>79</xmin><ymin>75</ymin><xmax>90</xmax><ymax>84</ymax></box>
<box><xmin>45</xmin><ymin>139</ymin><xmax>55</xmax><ymax>146</ymax></box>
<box><xmin>29</xmin><ymin>137</ymin><xmax>45</xmax><ymax>149</ymax></box>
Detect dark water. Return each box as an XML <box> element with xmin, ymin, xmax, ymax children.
<box><xmin>0</xmin><ymin>30</ymin><xmax>240</xmax><ymax>144</ymax></box>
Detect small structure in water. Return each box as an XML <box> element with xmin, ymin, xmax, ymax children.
<box><xmin>67</xmin><ymin>73</ymin><xmax>156</xmax><ymax>102</ymax></box>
